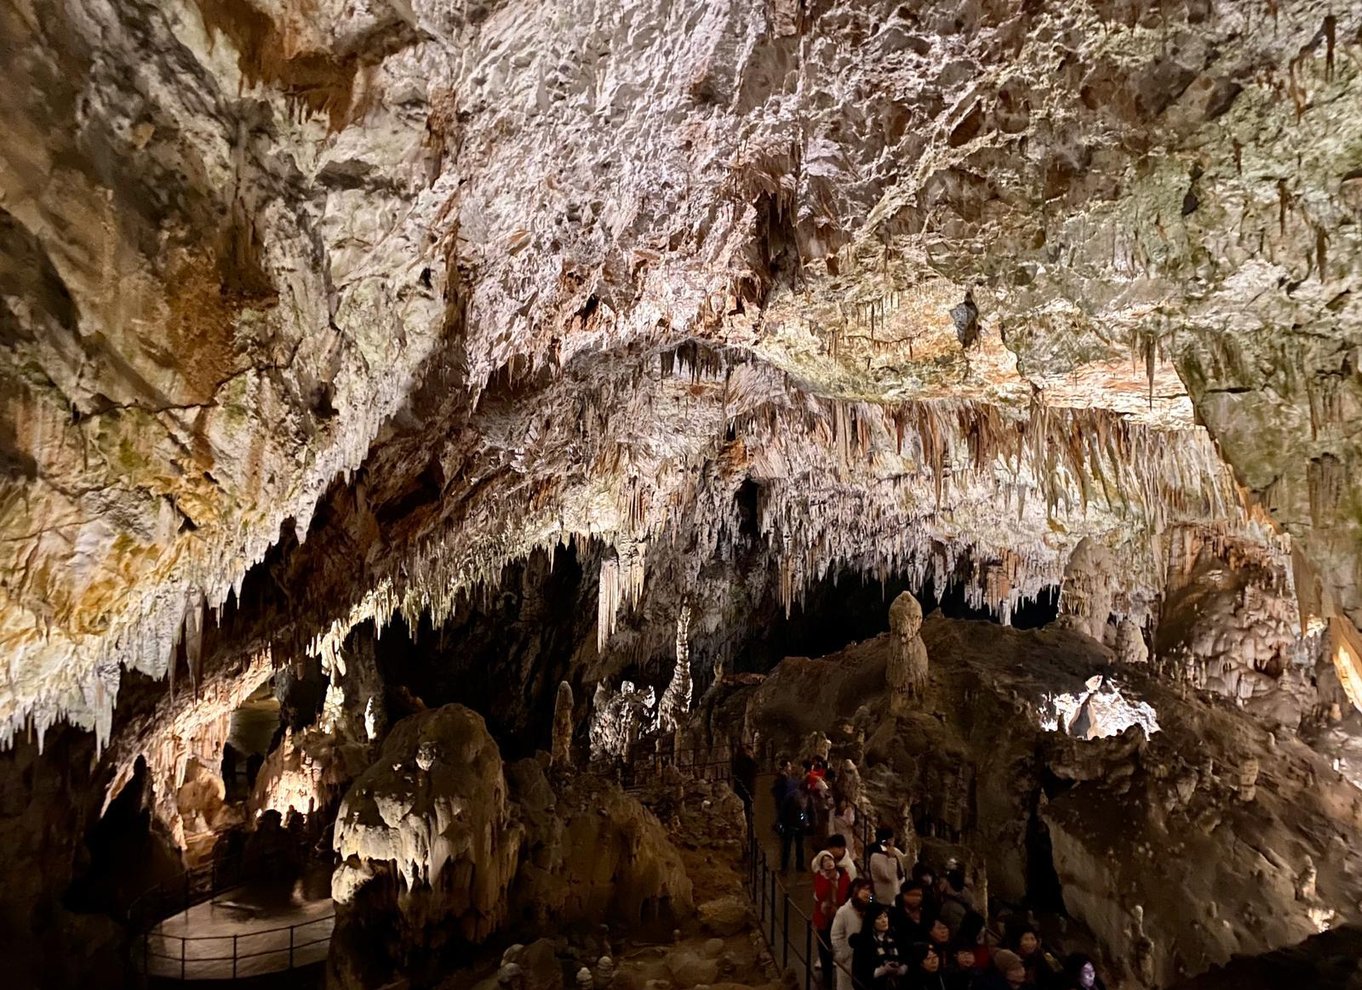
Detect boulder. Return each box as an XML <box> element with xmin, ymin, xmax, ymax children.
<box><xmin>665</xmin><ymin>949</ymin><xmax>719</xmax><ymax>989</ymax></box>
<box><xmin>696</xmin><ymin>896</ymin><xmax>750</xmax><ymax>937</ymax></box>
<box><xmin>508</xmin><ymin>759</ymin><xmax>693</xmax><ymax>933</ymax></box>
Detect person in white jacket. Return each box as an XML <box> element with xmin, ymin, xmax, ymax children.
<box><xmin>814</xmin><ymin>833</ymin><xmax>859</xmax><ymax>882</ymax></box>
<box><xmin>867</xmin><ymin>827</ymin><xmax>906</xmax><ymax>905</ymax></box>
<box><xmin>829</xmin><ymin>878</ymin><xmax>873</xmax><ymax>990</ymax></box>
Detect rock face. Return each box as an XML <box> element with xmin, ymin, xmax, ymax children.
<box><xmin>6</xmin><ymin>0</ymin><xmax>1361</xmax><ymax>758</ymax></box>
<box><xmin>330</xmin><ymin>704</ymin><xmax>523</xmax><ymax>989</ymax></box>
<box><xmin>1157</xmin><ymin>547</ymin><xmax>1328</xmax><ymax>730</ymax></box>
<box><xmin>714</xmin><ymin>613</ymin><xmax>1362</xmax><ymax>988</ymax></box>
<box><xmin>506</xmin><ymin>758</ymin><xmax>693</xmax><ymax>935</ymax></box>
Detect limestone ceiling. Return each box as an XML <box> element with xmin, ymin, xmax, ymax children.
<box><xmin>0</xmin><ymin>0</ymin><xmax>1358</xmax><ymax>748</ymax></box>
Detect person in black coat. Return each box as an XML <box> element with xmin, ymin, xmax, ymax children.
<box><xmin>890</xmin><ymin>882</ymin><xmax>932</xmax><ymax>945</ymax></box>
<box><xmin>1059</xmin><ymin>954</ymin><xmax>1106</xmax><ymax>990</ymax></box>
<box><xmin>778</xmin><ymin>782</ymin><xmax>811</xmax><ymax>872</ymax></box>
<box><xmin>853</xmin><ymin>906</ymin><xmax>909</xmax><ymax>989</ymax></box>
<box><xmin>1009</xmin><ymin>926</ymin><xmax>1060</xmax><ymax>988</ymax></box>
<box><xmin>905</xmin><ymin>942</ymin><xmax>947</xmax><ymax>990</ymax></box>
<box><xmin>730</xmin><ymin>743</ymin><xmax>759</xmax><ymax>820</ymax></box>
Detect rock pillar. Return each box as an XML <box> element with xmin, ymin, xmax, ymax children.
<box><xmin>888</xmin><ymin>591</ymin><xmax>928</xmax><ymax>711</ymax></box>
<box><xmin>551</xmin><ymin>681</ymin><xmax>574</xmax><ymax>768</ymax></box>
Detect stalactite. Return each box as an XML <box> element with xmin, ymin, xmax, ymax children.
<box><xmin>598</xmin><ymin>550</ymin><xmax>622</xmax><ymax>653</ymax></box>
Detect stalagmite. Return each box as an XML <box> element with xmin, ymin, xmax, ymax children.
<box><xmin>1238</xmin><ymin>757</ymin><xmax>1260</xmax><ymax>802</ymax></box>
<box><xmin>551</xmin><ymin>681</ymin><xmax>574</xmax><ymax>768</ymax></box>
<box><xmin>1057</xmin><ymin>538</ymin><xmax>1118</xmax><ymax>642</ymax></box>
<box><xmin>656</xmin><ymin>604</ymin><xmax>693</xmax><ymax>734</ymax></box>
<box><xmin>888</xmin><ymin>591</ymin><xmax>929</xmax><ymax>710</ymax></box>
<box><xmin>1116</xmin><ymin>618</ymin><xmax>1149</xmax><ymax>665</ymax></box>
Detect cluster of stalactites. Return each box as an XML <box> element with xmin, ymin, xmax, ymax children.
<box><xmin>597</xmin><ymin>537</ymin><xmax>648</xmax><ymax>653</ymax></box>
<box><xmin>102</xmin><ymin>647</ymin><xmax>276</xmax><ymax>819</ymax></box>
<box><xmin>298</xmin><ymin>397</ymin><xmax>1276</xmax><ymax>685</ymax></box>
<box><xmin>4</xmin><ymin>355</ymin><xmax>414</xmax><ymax>756</ymax></box>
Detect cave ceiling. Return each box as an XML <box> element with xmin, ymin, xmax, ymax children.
<box><xmin>1</xmin><ymin>0</ymin><xmax>1359</xmax><ymax>748</ymax></box>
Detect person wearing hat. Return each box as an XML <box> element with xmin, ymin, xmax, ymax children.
<box><xmin>813</xmin><ymin>838</ymin><xmax>853</xmax><ymax>987</ymax></box>
<box><xmin>981</xmin><ymin>949</ymin><xmax>1033</xmax><ymax>990</ymax></box>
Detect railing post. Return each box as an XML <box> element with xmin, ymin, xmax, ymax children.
<box><xmin>781</xmin><ymin>892</ymin><xmax>789</xmax><ymax>968</ymax></box>
<box><xmin>769</xmin><ymin>870</ymin><xmax>776</xmax><ymax>944</ymax></box>
<box><xmin>289</xmin><ymin>924</ymin><xmax>295</xmax><ymax>969</ymax></box>
<box><xmin>180</xmin><ymin>935</ymin><xmax>186</xmax><ymax>980</ymax></box>
<box><xmin>233</xmin><ymin>934</ymin><xmax>238</xmax><ymax>978</ymax></box>
<box><xmin>805</xmin><ymin>921</ymin><xmax>813</xmax><ymax>990</ymax></box>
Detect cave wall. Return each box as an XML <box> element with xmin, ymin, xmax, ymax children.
<box><xmin>5</xmin><ymin>0</ymin><xmax>1359</xmax><ymax>753</ymax></box>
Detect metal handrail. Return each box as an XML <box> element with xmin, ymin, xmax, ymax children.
<box><xmin>127</xmin><ymin>849</ymin><xmax>295</xmax><ymax>928</ymax></box>
<box><xmin>736</xmin><ymin>779</ymin><xmax>864</xmax><ymax>990</ymax></box>
<box><xmin>138</xmin><ymin>910</ymin><xmax>336</xmax><ymax>980</ymax></box>
<box><xmin>132</xmin><ymin>849</ymin><xmax>337</xmax><ymax>981</ymax></box>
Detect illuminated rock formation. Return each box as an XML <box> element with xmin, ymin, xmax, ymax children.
<box><xmin>330</xmin><ymin>705</ymin><xmax>523</xmax><ymax>988</ymax></box>
<box><xmin>550</xmin><ymin>681</ymin><xmax>574</xmax><ymax>769</ymax></box>
<box><xmin>887</xmin><ymin>590</ymin><xmax>929</xmax><ymax>709</ymax></box>
<box><xmin>5</xmin><ymin>0</ymin><xmax>1360</xmax><ymax>754</ymax></box>
<box><xmin>3</xmin><ymin>0</ymin><xmax>1362</xmax><ymax>986</ymax></box>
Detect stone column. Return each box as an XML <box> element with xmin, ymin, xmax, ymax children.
<box><xmin>551</xmin><ymin>681</ymin><xmax>574</xmax><ymax>768</ymax></box>
<box><xmin>888</xmin><ymin>591</ymin><xmax>928</xmax><ymax>711</ymax></box>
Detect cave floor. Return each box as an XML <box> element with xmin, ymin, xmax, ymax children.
<box><xmin>751</xmin><ymin>772</ymin><xmax>817</xmax><ymax>988</ymax></box>
<box><xmin>143</xmin><ymin>881</ymin><xmax>334</xmax><ymax>979</ymax></box>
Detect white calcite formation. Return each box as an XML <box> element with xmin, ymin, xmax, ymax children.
<box><xmin>1157</xmin><ymin>544</ymin><xmax>1329</xmax><ymax>730</ymax></box>
<box><xmin>3</xmin><ymin>1</ymin><xmax>1362</xmax><ymax>778</ymax></box>
<box><xmin>589</xmin><ymin>679</ymin><xmax>655</xmax><ymax>761</ymax></box>
<box><xmin>655</xmin><ymin>604</ymin><xmax>693</xmax><ymax>735</ymax></box>
<box><xmin>1057</xmin><ymin>537</ymin><xmax>1120</xmax><ymax>642</ymax></box>
<box><xmin>332</xmin><ymin>704</ymin><xmax>522</xmax><ymax>941</ymax></box>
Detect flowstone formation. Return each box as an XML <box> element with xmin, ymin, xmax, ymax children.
<box><xmin>1057</xmin><ymin>538</ymin><xmax>1120</xmax><ymax>642</ymax></box>
<box><xmin>1157</xmin><ymin>545</ymin><xmax>1330</xmax><ymax>730</ymax></box>
<box><xmin>331</xmin><ymin>704</ymin><xmax>523</xmax><ymax>989</ymax></box>
<box><xmin>329</xmin><ymin>702</ymin><xmax>695</xmax><ymax>987</ymax></box>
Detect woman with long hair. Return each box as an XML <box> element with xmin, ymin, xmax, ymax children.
<box><xmin>869</xmin><ymin>827</ymin><xmax>907</xmax><ymax>904</ymax></box>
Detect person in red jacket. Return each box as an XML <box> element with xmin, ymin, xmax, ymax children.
<box><xmin>812</xmin><ymin>836</ymin><xmax>853</xmax><ymax>987</ymax></box>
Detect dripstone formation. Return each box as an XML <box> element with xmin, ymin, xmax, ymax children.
<box><xmin>2</xmin><ymin>1</ymin><xmax>1362</xmax><ymax>989</ymax></box>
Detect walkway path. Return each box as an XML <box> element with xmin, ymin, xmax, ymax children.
<box><xmin>751</xmin><ymin>772</ymin><xmax>824</xmax><ymax>990</ymax></box>
<box><xmin>142</xmin><ymin>880</ymin><xmax>334</xmax><ymax>979</ymax></box>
